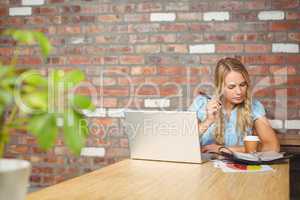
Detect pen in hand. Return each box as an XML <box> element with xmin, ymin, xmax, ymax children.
<box><xmin>200</xmin><ymin>92</ymin><xmax>222</xmax><ymax>117</ymax></box>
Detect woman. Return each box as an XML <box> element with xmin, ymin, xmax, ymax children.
<box><xmin>189</xmin><ymin>57</ymin><xmax>279</xmax><ymax>153</ymax></box>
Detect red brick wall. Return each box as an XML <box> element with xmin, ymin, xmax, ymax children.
<box><xmin>0</xmin><ymin>0</ymin><xmax>300</xmax><ymax>188</ymax></box>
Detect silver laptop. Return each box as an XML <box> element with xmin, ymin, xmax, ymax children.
<box><xmin>124</xmin><ymin>110</ymin><xmax>208</xmax><ymax>164</ymax></box>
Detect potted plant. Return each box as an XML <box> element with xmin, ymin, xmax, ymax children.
<box><xmin>0</xmin><ymin>29</ymin><xmax>94</xmax><ymax>200</ymax></box>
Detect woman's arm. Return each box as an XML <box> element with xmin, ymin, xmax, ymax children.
<box><xmin>201</xmin><ymin>144</ymin><xmax>245</xmax><ymax>153</ymax></box>
<box><xmin>198</xmin><ymin>99</ymin><xmax>222</xmax><ymax>134</ymax></box>
<box><xmin>198</xmin><ymin>119</ymin><xmax>213</xmax><ymax>135</ymax></box>
<box><xmin>254</xmin><ymin>117</ymin><xmax>280</xmax><ymax>152</ymax></box>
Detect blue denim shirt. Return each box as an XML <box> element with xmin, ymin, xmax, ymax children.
<box><xmin>188</xmin><ymin>95</ymin><xmax>266</xmax><ymax>146</ymax></box>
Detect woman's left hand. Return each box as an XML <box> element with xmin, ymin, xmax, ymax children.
<box><xmin>201</xmin><ymin>144</ymin><xmax>222</xmax><ymax>153</ymax></box>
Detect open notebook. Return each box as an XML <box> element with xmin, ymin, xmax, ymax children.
<box><xmin>233</xmin><ymin>151</ymin><xmax>284</xmax><ymax>162</ymax></box>
<box><xmin>218</xmin><ymin>147</ymin><xmax>292</xmax><ymax>165</ymax></box>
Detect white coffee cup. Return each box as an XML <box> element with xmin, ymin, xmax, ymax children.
<box><xmin>244</xmin><ymin>135</ymin><xmax>260</xmax><ymax>153</ymax></box>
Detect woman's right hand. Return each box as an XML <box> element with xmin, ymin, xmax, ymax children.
<box><xmin>205</xmin><ymin>99</ymin><xmax>222</xmax><ymax>124</ymax></box>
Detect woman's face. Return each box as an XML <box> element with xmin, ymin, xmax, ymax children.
<box><xmin>223</xmin><ymin>71</ymin><xmax>247</xmax><ymax>105</ymax></box>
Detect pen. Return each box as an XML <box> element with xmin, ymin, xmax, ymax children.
<box><xmin>199</xmin><ymin>91</ymin><xmax>212</xmax><ymax>100</ymax></box>
<box><xmin>204</xmin><ymin>94</ymin><xmax>212</xmax><ymax>100</ymax></box>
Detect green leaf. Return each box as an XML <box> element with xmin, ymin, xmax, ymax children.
<box><xmin>27</xmin><ymin>113</ymin><xmax>58</xmax><ymax>150</ymax></box>
<box><xmin>32</xmin><ymin>31</ymin><xmax>52</xmax><ymax>58</ymax></box>
<box><xmin>22</xmin><ymin>92</ymin><xmax>48</xmax><ymax>111</ymax></box>
<box><xmin>64</xmin><ymin>70</ymin><xmax>85</xmax><ymax>88</ymax></box>
<box><xmin>0</xmin><ymin>76</ymin><xmax>17</xmax><ymax>89</ymax></box>
<box><xmin>5</xmin><ymin>29</ymin><xmax>34</xmax><ymax>44</ymax></box>
<box><xmin>21</xmin><ymin>85</ymin><xmax>36</xmax><ymax>93</ymax></box>
<box><xmin>0</xmin><ymin>66</ymin><xmax>14</xmax><ymax>78</ymax></box>
<box><xmin>0</xmin><ymin>105</ymin><xmax>4</xmax><ymax>116</ymax></box>
<box><xmin>48</xmin><ymin>69</ymin><xmax>66</xmax><ymax>113</ymax></box>
<box><xmin>3</xmin><ymin>29</ymin><xmax>52</xmax><ymax>57</ymax></box>
<box><xmin>0</xmin><ymin>90</ymin><xmax>13</xmax><ymax>105</ymax></box>
<box><xmin>71</xmin><ymin>95</ymin><xmax>95</xmax><ymax>111</ymax></box>
<box><xmin>49</xmin><ymin>69</ymin><xmax>64</xmax><ymax>87</ymax></box>
<box><xmin>0</xmin><ymin>128</ymin><xmax>9</xmax><ymax>157</ymax></box>
<box><xmin>63</xmin><ymin>109</ymin><xmax>88</xmax><ymax>155</ymax></box>
<box><xmin>21</xmin><ymin>70</ymin><xmax>48</xmax><ymax>87</ymax></box>
<box><xmin>2</xmin><ymin>29</ymin><xmax>13</xmax><ymax>36</ymax></box>
<box><xmin>0</xmin><ymin>67</ymin><xmax>8</xmax><ymax>77</ymax></box>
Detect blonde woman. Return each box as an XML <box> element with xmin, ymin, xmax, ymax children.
<box><xmin>189</xmin><ymin>57</ymin><xmax>280</xmax><ymax>153</ymax></box>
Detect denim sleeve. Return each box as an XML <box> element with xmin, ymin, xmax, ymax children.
<box><xmin>252</xmin><ymin>99</ymin><xmax>266</xmax><ymax>121</ymax></box>
<box><xmin>188</xmin><ymin>95</ymin><xmax>208</xmax><ymax>122</ymax></box>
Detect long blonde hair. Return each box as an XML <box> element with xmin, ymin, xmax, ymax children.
<box><xmin>213</xmin><ymin>57</ymin><xmax>252</xmax><ymax>145</ymax></box>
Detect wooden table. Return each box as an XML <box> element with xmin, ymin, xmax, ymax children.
<box><xmin>27</xmin><ymin>159</ymin><xmax>289</xmax><ymax>200</ymax></box>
